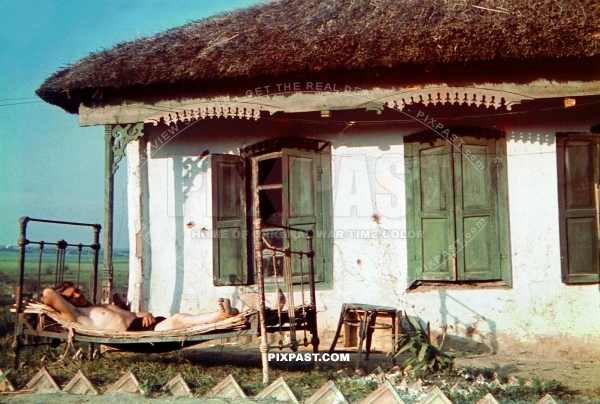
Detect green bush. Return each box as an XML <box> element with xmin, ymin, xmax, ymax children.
<box><xmin>389</xmin><ymin>312</ymin><xmax>453</xmax><ymax>373</ymax></box>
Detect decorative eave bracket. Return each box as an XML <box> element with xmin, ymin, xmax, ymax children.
<box><xmin>111</xmin><ymin>123</ymin><xmax>144</xmax><ymax>174</ymax></box>
<box><xmin>146</xmin><ymin>103</ymin><xmax>278</xmax><ymax>126</ymax></box>
<box><xmin>377</xmin><ymin>86</ymin><xmax>526</xmax><ymax>111</ymax></box>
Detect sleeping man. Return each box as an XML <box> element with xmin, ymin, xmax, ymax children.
<box><xmin>42</xmin><ymin>282</ymin><xmax>239</xmax><ymax>332</ymax></box>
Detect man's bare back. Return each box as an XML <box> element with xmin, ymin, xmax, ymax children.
<box><xmin>43</xmin><ymin>283</ymin><xmax>239</xmax><ymax>332</ymax></box>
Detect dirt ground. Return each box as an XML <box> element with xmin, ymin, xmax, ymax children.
<box><xmin>454</xmin><ymin>352</ymin><xmax>600</xmax><ymax>398</ymax></box>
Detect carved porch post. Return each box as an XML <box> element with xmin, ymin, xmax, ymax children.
<box><xmin>103</xmin><ymin>123</ymin><xmax>144</xmax><ymax>304</ymax></box>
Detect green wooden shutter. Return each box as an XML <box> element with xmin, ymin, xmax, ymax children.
<box><xmin>405</xmin><ymin>131</ymin><xmax>511</xmax><ymax>286</ymax></box>
<box><xmin>212</xmin><ymin>154</ymin><xmax>248</xmax><ymax>285</ymax></box>
<box><xmin>318</xmin><ymin>147</ymin><xmax>333</xmax><ymax>285</ymax></box>
<box><xmin>405</xmin><ymin>137</ymin><xmax>455</xmax><ymax>286</ymax></box>
<box><xmin>557</xmin><ymin>134</ymin><xmax>600</xmax><ymax>284</ymax></box>
<box><xmin>282</xmin><ymin>148</ymin><xmax>324</xmax><ymax>282</ymax></box>
<box><xmin>453</xmin><ymin>136</ymin><xmax>503</xmax><ymax>281</ymax></box>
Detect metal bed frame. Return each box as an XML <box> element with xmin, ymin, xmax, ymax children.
<box><xmin>12</xmin><ymin>217</ymin><xmax>319</xmax><ymax>383</ymax></box>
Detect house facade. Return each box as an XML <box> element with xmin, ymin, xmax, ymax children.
<box><xmin>37</xmin><ymin>0</ymin><xmax>600</xmax><ymax>358</ymax></box>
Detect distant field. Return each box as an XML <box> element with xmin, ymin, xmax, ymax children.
<box><xmin>0</xmin><ymin>249</ymin><xmax>129</xmax><ymax>304</ymax></box>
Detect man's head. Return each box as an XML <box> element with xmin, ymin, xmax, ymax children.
<box><xmin>54</xmin><ymin>282</ymin><xmax>92</xmax><ymax>307</ymax></box>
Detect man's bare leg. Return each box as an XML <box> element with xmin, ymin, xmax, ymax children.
<box><xmin>154</xmin><ymin>298</ymin><xmax>240</xmax><ymax>331</ymax></box>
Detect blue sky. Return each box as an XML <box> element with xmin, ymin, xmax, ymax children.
<box><xmin>0</xmin><ymin>0</ymin><xmax>262</xmax><ymax>248</ymax></box>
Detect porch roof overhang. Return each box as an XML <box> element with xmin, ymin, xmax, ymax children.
<box><xmin>79</xmin><ymin>79</ymin><xmax>600</xmax><ymax>126</ymax></box>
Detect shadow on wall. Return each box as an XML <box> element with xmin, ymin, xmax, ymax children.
<box><xmin>437</xmin><ymin>290</ymin><xmax>498</xmax><ymax>355</ymax></box>
<box><xmin>170</xmin><ymin>157</ymin><xmax>185</xmax><ymax>314</ymax></box>
<box><xmin>509</xmin><ymin>132</ymin><xmax>555</xmax><ymax>146</ymax></box>
<box><xmin>169</xmin><ymin>155</ymin><xmax>209</xmax><ymax>314</ymax></box>
<box><xmin>436</xmin><ymin>334</ymin><xmax>492</xmax><ymax>355</ymax></box>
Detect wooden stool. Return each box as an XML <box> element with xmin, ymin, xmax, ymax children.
<box><xmin>328</xmin><ymin>303</ymin><xmax>398</xmax><ymax>368</ymax></box>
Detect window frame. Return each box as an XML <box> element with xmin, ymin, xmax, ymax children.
<box><xmin>404</xmin><ymin>127</ymin><xmax>512</xmax><ymax>288</ymax></box>
<box><xmin>212</xmin><ymin>138</ymin><xmax>333</xmax><ymax>289</ymax></box>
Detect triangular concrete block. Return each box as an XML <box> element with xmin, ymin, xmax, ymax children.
<box><xmin>0</xmin><ymin>368</ymin><xmax>15</xmax><ymax>392</ymax></box>
<box><xmin>105</xmin><ymin>371</ymin><xmax>142</xmax><ymax>395</ymax></box>
<box><xmin>256</xmin><ymin>377</ymin><xmax>299</xmax><ymax>404</ymax></box>
<box><xmin>450</xmin><ymin>381</ymin><xmax>470</xmax><ymax>396</ymax></box>
<box><xmin>305</xmin><ymin>380</ymin><xmax>348</xmax><ymax>404</ymax></box>
<box><xmin>360</xmin><ymin>380</ymin><xmax>405</xmax><ymax>404</ymax></box>
<box><xmin>62</xmin><ymin>370</ymin><xmax>98</xmax><ymax>395</ymax></box>
<box><xmin>477</xmin><ymin>393</ymin><xmax>500</xmax><ymax>404</ymax></box>
<box><xmin>537</xmin><ymin>394</ymin><xmax>558</xmax><ymax>404</ymax></box>
<box><xmin>370</xmin><ymin>366</ymin><xmax>384</xmax><ymax>375</ymax></box>
<box><xmin>397</xmin><ymin>378</ymin><xmax>408</xmax><ymax>392</ymax></box>
<box><xmin>161</xmin><ymin>373</ymin><xmax>192</xmax><ymax>397</ymax></box>
<box><xmin>25</xmin><ymin>367</ymin><xmax>59</xmax><ymax>391</ymax></box>
<box><xmin>420</xmin><ymin>386</ymin><xmax>453</xmax><ymax>404</ymax></box>
<box><xmin>207</xmin><ymin>374</ymin><xmax>247</xmax><ymax>399</ymax></box>
<box><xmin>336</xmin><ymin>370</ymin><xmax>350</xmax><ymax>380</ymax></box>
<box><xmin>487</xmin><ymin>379</ymin><xmax>502</xmax><ymax>389</ymax></box>
<box><xmin>408</xmin><ymin>379</ymin><xmax>423</xmax><ymax>392</ymax></box>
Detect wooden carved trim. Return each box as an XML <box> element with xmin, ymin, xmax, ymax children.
<box><xmin>379</xmin><ymin>86</ymin><xmax>529</xmax><ymax>111</ymax></box>
<box><xmin>144</xmin><ymin>103</ymin><xmax>282</xmax><ymax>126</ymax></box>
<box><xmin>111</xmin><ymin>123</ymin><xmax>144</xmax><ymax>174</ymax></box>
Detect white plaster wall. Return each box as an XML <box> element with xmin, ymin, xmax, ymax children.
<box><xmin>144</xmin><ymin>154</ymin><xmax>241</xmax><ymax>315</ymax></box>
<box><xmin>132</xmin><ymin>122</ymin><xmax>600</xmax><ymax>357</ymax></box>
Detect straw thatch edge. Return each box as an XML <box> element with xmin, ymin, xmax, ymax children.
<box><xmin>36</xmin><ymin>0</ymin><xmax>600</xmax><ymax>112</ymax></box>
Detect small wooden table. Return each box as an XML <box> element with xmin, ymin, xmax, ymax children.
<box><xmin>328</xmin><ymin>303</ymin><xmax>398</xmax><ymax>368</ymax></box>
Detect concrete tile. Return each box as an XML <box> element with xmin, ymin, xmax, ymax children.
<box><xmin>62</xmin><ymin>370</ymin><xmax>98</xmax><ymax>395</ymax></box>
<box><xmin>397</xmin><ymin>378</ymin><xmax>408</xmax><ymax>392</ymax></box>
<box><xmin>419</xmin><ymin>386</ymin><xmax>453</xmax><ymax>404</ymax></box>
<box><xmin>487</xmin><ymin>379</ymin><xmax>502</xmax><ymax>390</ymax></box>
<box><xmin>537</xmin><ymin>394</ymin><xmax>558</xmax><ymax>404</ymax></box>
<box><xmin>450</xmin><ymin>381</ymin><xmax>470</xmax><ymax>396</ymax></box>
<box><xmin>105</xmin><ymin>371</ymin><xmax>142</xmax><ymax>395</ymax></box>
<box><xmin>161</xmin><ymin>373</ymin><xmax>192</xmax><ymax>397</ymax></box>
<box><xmin>477</xmin><ymin>392</ymin><xmax>500</xmax><ymax>404</ymax></box>
<box><xmin>0</xmin><ymin>368</ymin><xmax>15</xmax><ymax>392</ymax></box>
<box><xmin>305</xmin><ymin>380</ymin><xmax>348</xmax><ymax>404</ymax></box>
<box><xmin>207</xmin><ymin>374</ymin><xmax>246</xmax><ymax>399</ymax></box>
<box><xmin>25</xmin><ymin>367</ymin><xmax>59</xmax><ymax>391</ymax></box>
<box><xmin>255</xmin><ymin>377</ymin><xmax>299</xmax><ymax>403</ymax></box>
<box><xmin>360</xmin><ymin>380</ymin><xmax>405</xmax><ymax>404</ymax></box>
<box><xmin>408</xmin><ymin>378</ymin><xmax>423</xmax><ymax>392</ymax></box>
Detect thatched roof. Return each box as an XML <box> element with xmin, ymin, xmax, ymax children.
<box><xmin>38</xmin><ymin>0</ymin><xmax>600</xmax><ymax>113</ymax></box>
